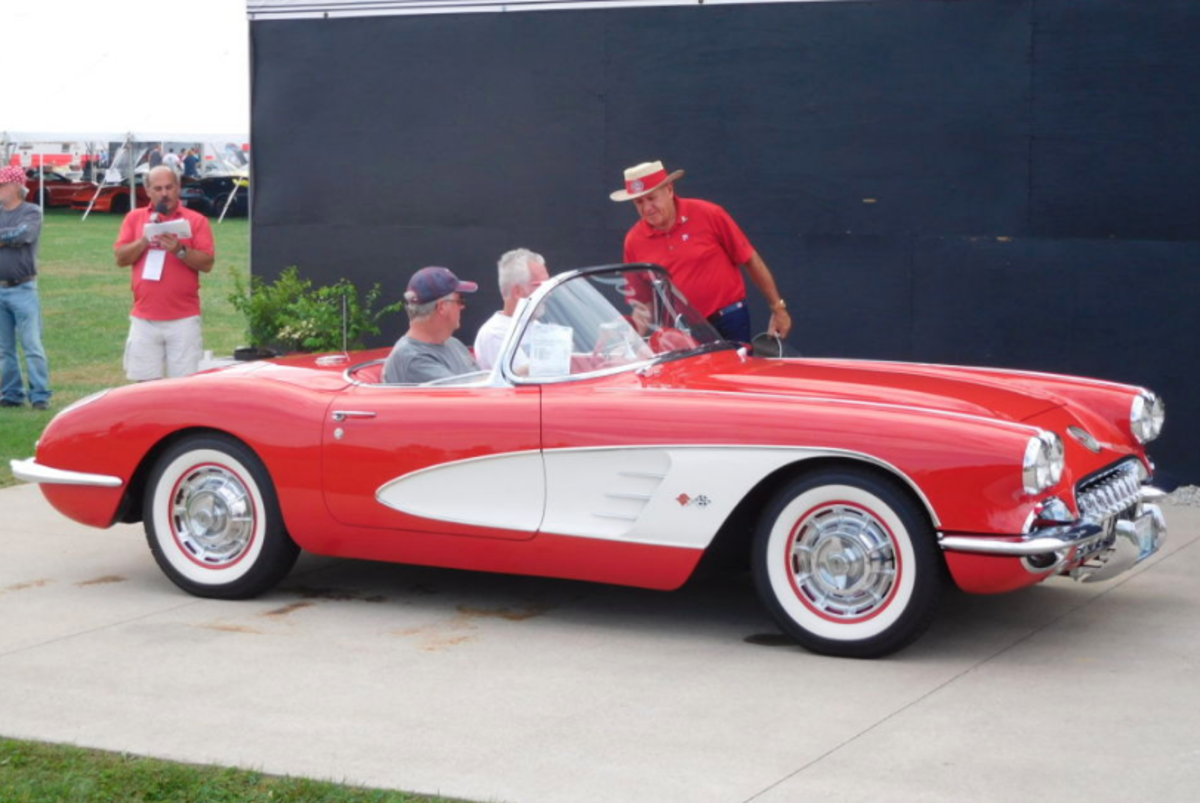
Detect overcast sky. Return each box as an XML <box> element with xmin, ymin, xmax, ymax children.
<box><xmin>9</xmin><ymin>0</ymin><xmax>249</xmax><ymax>137</ymax></box>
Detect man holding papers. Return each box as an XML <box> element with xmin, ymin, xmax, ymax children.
<box><xmin>114</xmin><ymin>166</ymin><xmax>215</xmax><ymax>380</ymax></box>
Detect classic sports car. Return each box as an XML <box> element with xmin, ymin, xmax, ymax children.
<box><xmin>69</xmin><ymin>180</ymin><xmax>208</xmax><ymax>214</ymax></box>
<box><xmin>23</xmin><ymin>169</ymin><xmax>94</xmax><ymax>207</ymax></box>
<box><xmin>194</xmin><ymin>173</ymin><xmax>249</xmax><ymax>218</ymax></box>
<box><xmin>12</xmin><ymin>265</ymin><xmax>1167</xmax><ymax>658</ymax></box>
<box><xmin>69</xmin><ymin>183</ymin><xmax>148</xmax><ymax>214</ymax></box>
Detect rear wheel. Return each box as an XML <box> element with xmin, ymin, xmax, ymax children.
<box><xmin>143</xmin><ymin>435</ymin><xmax>298</xmax><ymax>599</ymax></box>
<box><xmin>109</xmin><ymin>192</ymin><xmax>131</xmax><ymax>214</ymax></box>
<box><xmin>752</xmin><ymin>468</ymin><xmax>944</xmax><ymax>658</ymax></box>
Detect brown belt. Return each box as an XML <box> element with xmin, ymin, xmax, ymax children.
<box><xmin>0</xmin><ymin>275</ymin><xmax>35</xmax><ymax>288</ymax></box>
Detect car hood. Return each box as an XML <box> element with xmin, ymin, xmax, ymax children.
<box><xmin>663</xmin><ymin>354</ymin><xmax>1065</xmax><ymax>424</ymax></box>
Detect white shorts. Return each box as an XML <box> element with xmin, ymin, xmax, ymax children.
<box><xmin>124</xmin><ymin>315</ymin><xmax>203</xmax><ymax>381</ymax></box>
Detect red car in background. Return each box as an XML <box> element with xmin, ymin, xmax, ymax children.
<box><xmin>69</xmin><ymin>182</ymin><xmax>149</xmax><ymax>214</ymax></box>
<box><xmin>23</xmin><ymin>169</ymin><xmax>94</xmax><ymax>208</ymax></box>
<box><xmin>68</xmin><ymin>180</ymin><xmax>208</xmax><ymax>215</ymax></box>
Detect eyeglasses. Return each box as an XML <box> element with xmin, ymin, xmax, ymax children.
<box><xmin>439</xmin><ymin>296</ymin><xmax>466</xmax><ymax>309</ymax></box>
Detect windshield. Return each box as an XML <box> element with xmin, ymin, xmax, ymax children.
<box><xmin>509</xmin><ymin>266</ymin><xmax>727</xmax><ymax>381</ymax></box>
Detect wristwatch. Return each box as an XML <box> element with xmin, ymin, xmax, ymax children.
<box><xmin>177</xmin><ymin>245</ymin><xmax>188</xmax><ymax>259</ymax></box>
<box><xmin>772</xmin><ymin>299</ymin><xmax>787</xmax><ymax>311</ymax></box>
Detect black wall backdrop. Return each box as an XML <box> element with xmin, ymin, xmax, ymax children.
<box><xmin>249</xmin><ymin>0</ymin><xmax>1199</xmax><ymax>485</ymax></box>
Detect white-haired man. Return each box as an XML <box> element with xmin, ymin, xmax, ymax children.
<box><xmin>473</xmin><ymin>248</ymin><xmax>550</xmax><ymax>370</ymax></box>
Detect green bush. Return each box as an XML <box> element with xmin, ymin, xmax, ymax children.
<box><xmin>229</xmin><ymin>266</ymin><xmax>403</xmax><ymax>353</ymax></box>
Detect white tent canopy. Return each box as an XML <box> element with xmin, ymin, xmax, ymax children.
<box><xmin>2</xmin><ymin>132</ymin><xmax>246</xmax><ymax>145</ymax></box>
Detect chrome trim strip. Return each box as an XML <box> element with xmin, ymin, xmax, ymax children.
<box><xmin>331</xmin><ymin>410</ymin><xmax>378</xmax><ymax>421</ymax></box>
<box><xmin>939</xmin><ymin>522</ymin><xmax>1104</xmax><ymax>557</ymax></box>
<box><xmin>594</xmin><ymin>512</ymin><xmax>640</xmax><ymax>522</ymax></box>
<box><xmin>618</xmin><ymin>470</ymin><xmax>667</xmax><ymax>480</ymax></box>
<box><xmin>10</xmin><ymin>458</ymin><xmax>123</xmax><ymax>488</ymax></box>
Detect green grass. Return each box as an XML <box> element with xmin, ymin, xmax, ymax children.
<box><xmin>0</xmin><ymin>739</ymin><xmax>467</xmax><ymax>802</ymax></box>
<box><xmin>0</xmin><ymin>211</ymin><xmax>475</xmax><ymax>802</ymax></box>
<box><xmin>1</xmin><ymin>208</ymin><xmax>249</xmax><ymax>486</ymax></box>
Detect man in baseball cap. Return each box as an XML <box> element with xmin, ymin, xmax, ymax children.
<box><xmin>0</xmin><ymin>165</ymin><xmax>53</xmax><ymax>410</ymax></box>
<box><xmin>611</xmin><ymin>160</ymin><xmax>791</xmax><ymax>344</ymax></box>
<box><xmin>383</xmin><ymin>266</ymin><xmax>480</xmax><ymax>383</ymax></box>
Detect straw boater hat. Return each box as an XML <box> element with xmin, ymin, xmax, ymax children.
<box><xmin>609</xmin><ymin>160</ymin><xmax>685</xmax><ymax>202</ymax></box>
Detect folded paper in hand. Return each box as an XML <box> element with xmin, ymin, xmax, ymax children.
<box><xmin>144</xmin><ymin>219</ymin><xmax>193</xmax><ymax>240</ymax></box>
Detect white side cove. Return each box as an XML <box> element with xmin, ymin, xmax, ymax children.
<box><xmin>246</xmin><ymin>0</ymin><xmax>851</xmax><ymax>23</ymax></box>
<box><xmin>376</xmin><ymin>445</ymin><xmax>935</xmax><ymax>549</ymax></box>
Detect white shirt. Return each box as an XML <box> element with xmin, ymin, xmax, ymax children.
<box><xmin>473</xmin><ymin>311</ymin><xmax>513</xmax><ymax>370</ymax></box>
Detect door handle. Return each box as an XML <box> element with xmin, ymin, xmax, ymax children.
<box><xmin>331</xmin><ymin>410</ymin><xmax>377</xmax><ymax>422</ymax></box>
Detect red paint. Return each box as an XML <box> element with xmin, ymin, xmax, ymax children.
<box><xmin>26</xmin><ymin>345</ymin><xmax>1154</xmax><ymax>599</ymax></box>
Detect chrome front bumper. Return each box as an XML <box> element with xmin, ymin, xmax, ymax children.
<box><xmin>10</xmin><ymin>457</ymin><xmax>123</xmax><ymax>488</ymax></box>
<box><xmin>940</xmin><ymin>520</ymin><xmax>1105</xmax><ymax>557</ymax></box>
<box><xmin>939</xmin><ymin>489</ymin><xmax>1167</xmax><ymax>584</ymax></box>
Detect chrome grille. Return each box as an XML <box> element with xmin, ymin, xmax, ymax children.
<box><xmin>1077</xmin><ymin>461</ymin><xmax>1141</xmax><ymax>522</ymax></box>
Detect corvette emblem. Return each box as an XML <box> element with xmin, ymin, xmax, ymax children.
<box><xmin>1067</xmin><ymin>425</ymin><xmax>1101</xmax><ymax>453</ymax></box>
<box><xmin>631</xmin><ymin>179</ymin><xmax>644</xmax><ymax>193</ymax></box>
<box><xmin>676</xmin><ymin>493</ymin><xmax>711</xmax><ymax>508</ymax></box>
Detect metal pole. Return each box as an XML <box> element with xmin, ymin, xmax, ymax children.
<box><xmin>127</xmin><ymin>134</ymin><xmax>136</xmax><ymax>211</ymax></box>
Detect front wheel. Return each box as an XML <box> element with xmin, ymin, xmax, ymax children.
<box><xmin>143</xmin><ymin>435</ymin><xmax>299</xmax><ymax>599</ymax></box>
<box><xmin>752</xmin><ymin>469</ymin><xmax>945</xmax><ymax>658</ymax></box>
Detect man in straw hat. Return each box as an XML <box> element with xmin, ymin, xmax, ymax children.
<box><xmin>611</xmin><ymin>160</ymin><xmax>791</xmax><ymax>343</ymax></box>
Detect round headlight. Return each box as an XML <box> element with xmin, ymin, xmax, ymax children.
<box><xmin>1130</xmin><ymin>391</ymin><xmax>1165</xmax><ymax>444</ymax></box>
<box><xmin>1023</xmin><ymin>431</ymin><xmax>1065</xmax><ymax>494</ymax></box>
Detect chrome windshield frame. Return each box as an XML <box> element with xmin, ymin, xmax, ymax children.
<box><xmin>499</xmin><ymin>263</ymin><xmax>736</xmax><ymax>387</ymax></box>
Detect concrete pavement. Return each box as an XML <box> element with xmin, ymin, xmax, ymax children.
<box><xmin>2</xmin><ymin>481</ymin><xmax>1198</xmax><ymax>803</ymax></box>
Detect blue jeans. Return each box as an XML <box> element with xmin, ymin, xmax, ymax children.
<box><xmin>707</xmin><ymin>300</ymin><xmax>753</xmax><ymax>345</ymax></box>
<box><xmin>0</xmin><ymin>280</ymin><xmax>52</xmax><ymax>405</ymax></box>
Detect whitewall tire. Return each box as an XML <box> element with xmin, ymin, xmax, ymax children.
<box><xmin>753</xmin><ymin>469</ymin><xmax>944</xmax><ymax>658</ymax></box>
<box><xmin>144</xmin><ymin>435</ymin><xmax>298</xmax><ymax>599</ymax></box>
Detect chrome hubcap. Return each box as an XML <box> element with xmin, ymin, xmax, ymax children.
<box><xmin>171</xmin><ymin>465</ymin><xmax>255</xmax><ymax>566</ymax></box>
<box><xmin>789</xmin><ymin>504</ymin><xmax>897</xmax><ymax>619</ymax></box>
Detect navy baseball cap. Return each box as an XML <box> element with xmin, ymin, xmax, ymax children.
<box><xmin>405</xmin><ymin>266</ymin><xmax>478</xmax><ymax>304</ymax></box>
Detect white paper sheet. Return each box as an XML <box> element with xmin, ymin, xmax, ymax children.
<box><xmin>143</xmin><ymin>219</ymin><xmax>193</xmax><ymax>240</ymax></box>
<box><xmin>142</xmin><ymin>249</ymin><xmax>166</xmax><ymax>281</ymax></box>
<box><xmin>527</xmin><ymin>324</ymin><xmax>573</xmax><ymax>377</ymax></box>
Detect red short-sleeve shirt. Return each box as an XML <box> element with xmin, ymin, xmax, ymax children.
<box><xmin>115</xmin><ymin>205</ymin><xmax>215</xmax><ymax>321</ymax></box>
<box><xmin>622</xmin><ymin>196</ymin><xmax>755</xmax><ymax>318</ymax></box>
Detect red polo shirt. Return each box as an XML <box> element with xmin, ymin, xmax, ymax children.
<box><xmin>115</xmin><ymin>204</ymin><xmax>214</xmax><ymax>321</ymax></box>
<box><xmin>622</xmin><ymin>196</ymin><xmax>755</xmax><ymax>318</ymax></box>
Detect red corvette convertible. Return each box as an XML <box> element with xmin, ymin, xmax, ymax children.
<box><xmin>12</xmin><ymin>265</ymin><xmax>1167</xmax><ymax>657</ymax></box>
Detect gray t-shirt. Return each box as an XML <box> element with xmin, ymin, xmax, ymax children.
<box><xmin>0</xmin><ymin>202</ymin><xmax>43</xmax><ymax>282</ymax></box>
<box><xmin>383</xmin><ymin>335</ymin><xmax>479</xmax><ymax>384</ymax></box>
